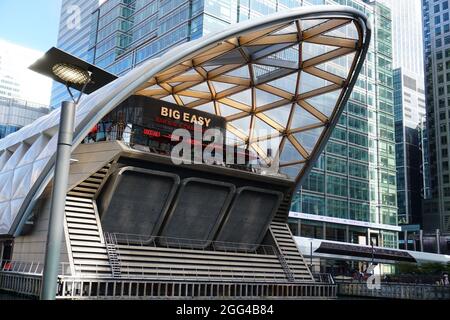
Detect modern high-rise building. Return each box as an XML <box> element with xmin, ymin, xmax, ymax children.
<box><xmin>0</xmin><ymin>39</ymin><xmax>52</xmax><ymax>105</ymax></box>
<box><xmin>378</xmin><ymin>0</ymin><xmax>424</xmax><ymax>76</ymax></box>
<box><xmin>393</xmin><ymin>68</ymin><xmax>427</xmax><ymax>227</ymax></box>
<box><xmin>422</xmin><ymin>0</ymin><xmax>450</xmax><ymax>234</ymax></box>
<box><xmin>50</xmin><ymin>0</ymin><xmax>104</xmax><ymax>107</ymax></box>
<box><xmin>52</xmin><ymin>0</ymin><xmax>399</xmax><ymax>251</ymax></box>
<box><xmin>0</xmin><ymin>40</ymin><xmax>51</xmax><ymax>140</ymax></box>
<box><xmin>291</xmin><ymin>0</ymin><xmax>399</xmax><ymax>251</ymax></box>
<box><xmin>375</xmin><ymin>1</ymin><xmax>429</xmax><ymax>245</ymax></box>
<box><xmin>0</xmin><ymin>96</ymin><xmax>50</xmax><ymax>139</ymax></box>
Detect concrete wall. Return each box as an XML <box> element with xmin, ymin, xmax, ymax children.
<box><xmin>11</xmin><ymin>190</ymin><xmax>69</xmax><ymax>264</ymax></box>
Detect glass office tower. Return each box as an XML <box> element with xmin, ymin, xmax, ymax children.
<box><xmin>0</xmin><ymin>97</ymin><xmax>50</xmax><ymax>139</ymax></box>
<box><xmin>50</xmin><ymin>0</ymin><xmax>103</xmax><ymax>107</ymax></box>
<box><xmin>393</xmin><ymin>68</ymin><xmax>428</xmax><ymax>226</ymax></box>
<box><xmin>422</xmin><ymin>0</ymin><xmax>450</xmax><ymax>234</ymax></box>
<box><xmin>375</xmin><ymin>2</ymin><xmax>430</xmax><ymax>248</ymax></box>
<box><xmin>54</xmin><ymin>0</ymin><xmax>398</xmax><ymax>248</ymax></box>
<box><xmin>292</xmin><ymin>0</ymin><xmax>398</xmax><ymax>249</ymax></box>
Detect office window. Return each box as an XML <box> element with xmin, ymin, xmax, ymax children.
<box><xmin>326</xmin><ymin>157</ymin><xmax>347</xmax><ymax>175</ymax></box>
<box><xmin>301</xmin><ymin>195</ymin><xmax>325</xmax><ymax>215</ymax></box>
<box><xmin>326</xmin><ymin>199</ymin><xmax>348</xmax><ymax>219</ymax></box>
<box><xmin>300</xmin><ymin>220</ymin><xmax>324</xmax><ymax>239</ymax></box>
<box><xmin>327</xmin><ymin>176</ymin><xmax>348</xmax><ymax>197</ymax></box>
<box><xmin>325</xmin><ymin>223</ymin><xmax>347</xmax><ymax>242</ymax></box>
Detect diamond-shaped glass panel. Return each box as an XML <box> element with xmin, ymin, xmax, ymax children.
<box><xmin>302</xmin><ymin>42</ymin><xmax>340</xmax><ymax>61</ymax></box>
<box><xmin>280</xmin><ymin>163</ymin><xmax>305</xmax><ymax>179</ymax></box>
<box><xmin>229</xmin><ymin>116</ymin><xmax>251</xmax><ymax>136</ymax></box>
<box><xmin>299</xmin><ymin>71</ymin><xmax>333</xmax><ymax>94</ymax></box>
<box><xmin>228</xmin><ymin>89</ymin><xmax>252</xmax><ymax>106</ymax></box>
<box><xmin>211</xmin><ymin>81</ymin><xmax>237</xmax><ymax>93</ymax></box>
<box><xmin>219</xmin><ymin>103</ymin><xmax>245</xmax><ymax>117</ymax></box>
<box><xmin>290</xmin><ymin>104</ymin><xmax>323</xmax><ymax>129</ymax></box>
<box><xmin>324</xmin><ymin>22</ymin><xmax>358</xmax><ymax>40</ymax></box>
<box><xmin>262</xmin><ymin>104</ymin><xmax>292</xmax><ymax>128</ymax></box>
<box><xmin>294</xmin><ymin>127</ymin><xmax>324</xmax><ymax>153</ymax></box>
<box><xmin>267</xmin><ymin>73</ymin><xmax>298</xmax><ymax>94</ymax></box>
<box><xmin>225</xmin><ymin>66</ymin><xmax>251</xmax><ymax>79</ymax></box>
<box><xmin>280</xmin><ymin>139</ymin><xmax>304</xmax><ymax>163</ymax></box>
<box><xmin>305</xmin><ymin>90</ymin><xmax>341</xmax><ymax>117</ymax></box>
<box><xmin>300</xmin><ymin>19</ymin><xmax>328</xmax><ymax>31</ymax></box>
<box><xmin>316</xmin><ymin>52</ymin><xmax>356</xmax><ymax>79</ymax></box>
<box><xmin>255</xmin><ymin>88</ymin><xmax>283</xmax><ymax>106</ymax></box>
<box><xmin>195</xmin><ymin>101</ymin><xmax>216</xmax><ymax>114</ymax></box>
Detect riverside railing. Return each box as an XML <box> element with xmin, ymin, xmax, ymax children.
<box><xmin>107</xmin><ymin>233</ymin><xmax>279</xmax><ymax>256</ymax></box>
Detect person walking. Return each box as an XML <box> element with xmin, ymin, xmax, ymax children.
<box><xmin>443</xmin><ymin>273</ymin><xmax>449</xmax><ymax>286</ymax></box>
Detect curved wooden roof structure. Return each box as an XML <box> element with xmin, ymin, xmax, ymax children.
<box><xmin>0</xmin><ymin>6</ymin><xmax>371</xmax><ymax>235</ymax></box>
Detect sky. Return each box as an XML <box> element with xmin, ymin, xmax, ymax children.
<box><xmin>0</xmin><ymin>0</ymin><xmax>62</xmax><ymax>52</ymax></box>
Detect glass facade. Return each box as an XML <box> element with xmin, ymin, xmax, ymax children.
<box><xmin>292</xmin><ymin>0</ymin><xmax>398</xmax><ymax>248</ymax></box>
<box><xmin>422</xmin><ymin>0</ymin><xmax>450</xmax><ymax>233</ymax></box>
<box><xmin>377</xmin><ymin>0</ymin><xmax>425</xmax><ymax>77</ymax></box>
<box><xmin>88</xmin><ymin>0</ymin><xmax>205</xmax><ymax>75</ymax></box>
<box><xmin>393</xmin><ymin>68</ymin><xmax>429</xmax><ymax>227</ymax></box>
<box><xmin>50</xmin><ymin>0</ymin><xmax>102</xmax><ymax>107</ymax></box>
<box><xmin>0</xmin><ymin>96</ymin><xmax>50</xmax><ymax>139</ymax></box>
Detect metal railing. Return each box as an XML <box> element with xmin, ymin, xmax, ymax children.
<box><xmin>0</xmin><ymin>260</ymin><xmax>72</xmax><ymax>276</ymax></box>
<box><xmin>0</xmin><ymin>260</ymin><xmax>298</xmax><ymax>284</ymax></box>
<box><xmin>107</xmin><ymin>233</ymin><xmax>278</xmax><ymax>256</ymax></box>
<box><xmin>338</xmin><ymin>282</ymin><xmax>450</xmax><ymax>300</ymax></box>
<box><xmin>55</xmin><ymin>278</ymin><xmax>337</xmax><ymax>300</ymax></box>
<box><xmin>0</xmin><ymin>261</ymin><xmax>293</xmax><ymax>283</ymax></box>
<box><xmin>313</xmin><ymin>273</ymin><xmax>335</xmax><ymax>285</ymax></box>
<box><xmin>83</xmin><ymin>123</ymin><xmax>269</xmax><ymax>175</ymax></box>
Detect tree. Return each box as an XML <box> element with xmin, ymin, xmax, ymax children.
<box><xmin>419</xmin><ymin>262</ymin><xmax>447</xmax><ymax>275</ymax></box>
<box><xmin>396</xmin><ymin>262</ymin><xmax>420</xmax><ymax>275</ymax></box>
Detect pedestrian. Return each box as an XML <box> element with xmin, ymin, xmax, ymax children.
<box><xmin>443</xmin><ymin>273</ymin><xmax>449</xmax><ymax>286</ymax></box>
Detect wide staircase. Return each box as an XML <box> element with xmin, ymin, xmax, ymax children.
<box><xmin>63</xmin><ymin>164</ymin><xmax>315</xmax><ymax>285</ymax></box>
<box><xmin>65</xmin><ymin>164</ymin><xmax>112</xmax><ymax>276</ymax></box>
<box><xmin>270</xmin><ymin>222</ymin><xmax>314</xmax><ymax>282</ymax></box>
<box><xmin>111</xmin><ymin>236</ymin><xmax>290</xmax><ymax>282</ymax></box>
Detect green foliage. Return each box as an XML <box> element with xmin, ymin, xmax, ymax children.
<box><xmin>420</xmin><ymin>263</ymin><xmax>447</xmax><ymax>275</ymax></box>
<box><xmin>396</xmin><ymin>262</ymin><xmax>449</xmax><ymax>275</ymax></box>
<box><xmin>396</xmin><ymin>262</ymin><xmax>420</xmax><ymax>275</ymax></box>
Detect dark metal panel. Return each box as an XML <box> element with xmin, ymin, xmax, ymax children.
<box><xmin>100</xmin><ymin>167</ymin><xmax>180</xmax><ymax>239</ymax></box>
<box><xmin>28</xmin><ymin>47</ymin><xmax>117</xmax><ymax>94</ymax></box>
<box><xmin>159</xmin><ymin>178</ymin><xmax>236</xmax><ymax>249</ymax></box>
<box><xmin>215</xmin><ymin>187</ymin><xmax>283</xmax><ymax>251</ymax></box>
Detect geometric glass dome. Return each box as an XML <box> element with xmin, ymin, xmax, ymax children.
<box><xmin>0</xmin><ymin>6</ymin><xmax>371</xmax><ymax>235</ymax></box>
<box><xmin>133</xmin><ymin>15</ymin><xmax>368</xmax><ymax>182</ymax></box>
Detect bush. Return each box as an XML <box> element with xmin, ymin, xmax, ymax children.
<box><xmin>396</xmin><ymin>262</ymin><xmax>448</xmax><ymax>275</ymax></box>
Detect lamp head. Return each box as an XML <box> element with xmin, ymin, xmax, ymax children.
<box><xmin>28</xmin><ymin>47</ymin><xmax>117</xmax><ymax>94</ymax></box>
<box><xmin>52</xmin><ymin>63</ymin><xmax>91</xmax><ymax>85</ymax></box>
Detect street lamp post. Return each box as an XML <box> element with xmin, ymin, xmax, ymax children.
<box><xmin>41</xmin><ymin>66</ymin><xmax>91</xmax><ymax>300</ymax></box>
<box><xmin>40</xmin><ymin>100</ymin><xmax>77</xmax><ymax>300</ymax></box>
<box><xmin>29</xmin><ymin>47</ymin><xmax>117</xmax><ymax>300</ymax></box>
